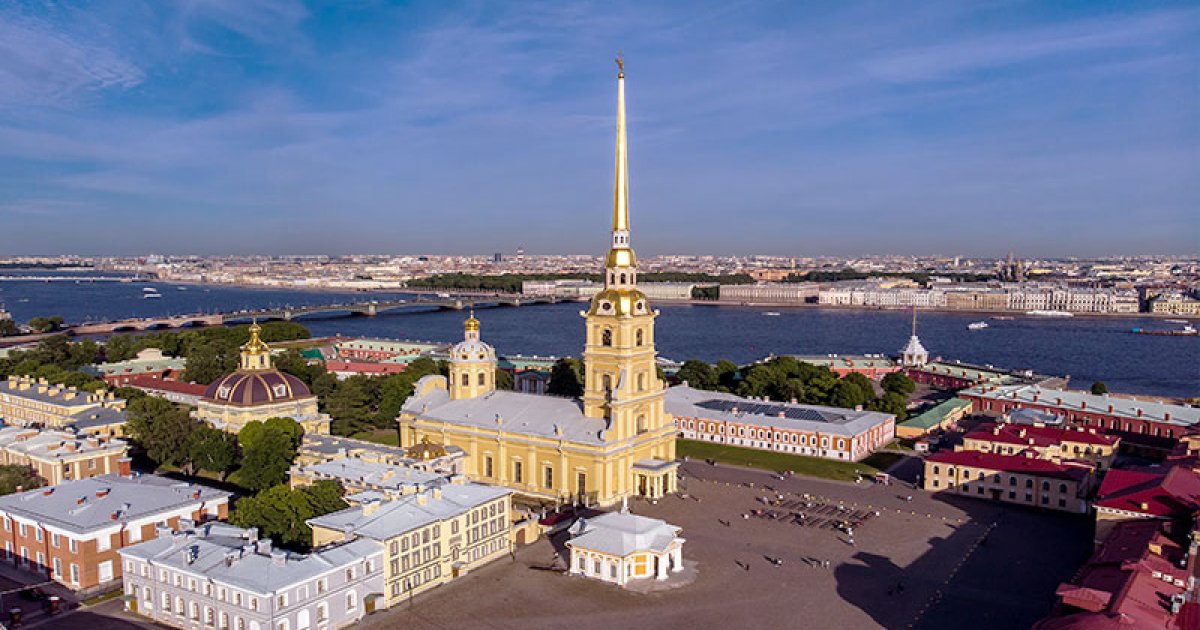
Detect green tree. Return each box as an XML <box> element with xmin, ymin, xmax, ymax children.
<box><xmin>183</xmin><ymin>345</ymin><xmax>231</xmax><ymax>385</ymax></box>
<box><xmin>323</xmin><ymin>376</ymin><xmax>374</xmax><ymax>435</ymax></box>
<box><xmin>715</xmin><ymin>359</ymin><xmax>739</xmax><ymax>392</ymax></box>
<box><xmin>103</xmin><ymin>335</ymin><xmax>136</xmax><ymax>362</ymax></box>
<box><xmin>27</xmin><ymin>316</ymin><xmax>64</xmax><ymax>333</ymax></box>
<box><xmin>841</xmin><ymin>372</ymin><xmax>876</xmax><ymax>402</ymax></box>
<box><xmin>677</xmin><ymin>360</ymin><xmax>718</xmax><ymax>390</ymax></box>
<box><xmin>0</xmin><ymin>319</ymin><xmax>18</xmax><ymax>337</ymax></box>
<box><xmin>494</xmin><ymin>369</ymin><xmax>514</xmax><ymax>391</ymax></box>
<box><xmin>880</xmin><ymin>372</ymin><xmax>916</xmax><ymax>396</ymax></box>
<box><xmin>187</xmin><ymin>426</ymin><xmax>240</xmax><ymax>479</ymax></box>
<box><xmin>125</xmin><ymin>397</ymin><xmax>200</xmax><ymax>470</ymax></box>
<box><xmin>237</xmin><ymin>418</ymin><xmax>302</xmax><ymax>492</ymax></box>
<box><xmin>229</xmin><ymin>481</ymin><xmax>346</xmax><ymax>552</ymax></box>
<box><xmin>829</xmin><ymin>379</ymin><xmax>871</xmax><ymax>409</ymax></box>
<box><xmin>869</xmin><ymin>391</ymin><xmax>910</xmax><ymax>421</ymax></box>
<box><xmin>0</xmin><ymin>465</ymin><xmax>43</xmax><ymax>495</ymax></box>
<box><xmin>547</xmin><ymin>358</ymin><xmax>584</xmax><ymax>397</ymax></box>
<box><xmin>1091</xmin><ymin>381</ymin><xmax>1108</xmax><ymax>395</ymax></box>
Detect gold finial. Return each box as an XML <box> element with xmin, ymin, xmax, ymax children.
<box><xmin>242</xmin><ymin>317</ymin><xmax>269</xmax><ymax>355</ymax></box>
<box><xmin>464</xmin><ymin>307</ymin><xmax>480</xmax><ymax>332</ymax></box>
<box><xmin>616</xmin><ymin>51</ymin><xmax>624</xmax><ymax>77</ymax></box>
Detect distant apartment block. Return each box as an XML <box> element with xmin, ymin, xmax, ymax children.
<box><xmin>719</xmin><ymin>283</ymin><xmax>819</xmax><ymax>304</ymax></box>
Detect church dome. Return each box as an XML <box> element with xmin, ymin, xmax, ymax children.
<box><xmin>450</xmin><ymin>339</ymin><xmax>495</xmax><ymax>362</ymax></box>
<box><xmin>203</xmin><ymin>370</ymin><xmax>311</xmax><ymax>406</ymax></box>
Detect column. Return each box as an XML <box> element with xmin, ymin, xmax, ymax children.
<box><xmin>671</xmin><ymin>547</ymin><xmax>683</xmax><ymax>572</ymax></box>
<box><xmin>656</xmin><ymin>554</ymin><xmax>668</xmax><ymax>580</ymax></box>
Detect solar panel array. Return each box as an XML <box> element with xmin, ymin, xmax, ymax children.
<box><xmin>695</xmin><ymin>399</ymin><xmax>853</xmax><ymax>425</ymax></box>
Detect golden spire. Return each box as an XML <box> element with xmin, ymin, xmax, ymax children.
<box><xmin>612</xmin><ymin>53</ymin><xmax>629</xmax><ymax>235</ymax></box>
<box><xmin>241</xmin><ymin>318</ymin><xmax>269</xmax><ymax>355</ymax></box>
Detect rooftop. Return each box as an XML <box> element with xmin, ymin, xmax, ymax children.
<box><xmin>966</xmin><ymin>384</ymin><xmax>1200</xmax><ymax>427</ymax></box>
<box><xmin>665</xmin><ymin>385</ymin><xmax>895</xmax><ymax>437</ymax></box>
<box><xmin>0</xmin><ymin>473</ymin><xmax>231</xmax><ymax>534</ymax></box>
<box><xmin>308</xmin><ymin>481</ymin><xmax>509</xmax><ymax>541</ymax></box>
<box><xmin>0</xmin><ymin>426</ymin><xmax>127</xmax><ymax>461</ymax></box>
<box><xmin>566</xmin><ymin>509</ymin><xmax>683</xmax><ymax>557</ymax></box>
<box><xmin>1093</xmin><ymin>464</ymin><xmax>1200</xmax><ymax>518</ymax></box>
<box><xmin>119</xmin><ymin>522</ymin><xmax>382</xmax><ymax>595</ymax></box>
<box><xmin>295</xmin><ymin>457</ymin><xmax>444</xmax><ymax>493</ymax></box>
<box><xmin>926</xmin><ymin>450</ymin><xmax>1091</xmax><ymax>481</ymax></box>
<box><xmin>897</xmin><ymin>398</ymin><xmax>972</xmax><ymax>431</ymax></box>
<box><xmin>965</xmin><ymin>422</ymin><xmax>1119</xmax><ymax>448</ymax></box>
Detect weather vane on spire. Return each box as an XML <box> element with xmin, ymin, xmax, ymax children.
<box><xmin>616</xmin><ymin>51</ymin><xmax>624</xmax><ymax>75</ymax></box>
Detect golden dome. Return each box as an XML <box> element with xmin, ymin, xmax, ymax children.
<box><xmin>408</xmin><ymin>437</ymin><xmax>448</xmax><ymax>461</ymax></box>
<box><xmin>588</xmin><ymin>287</ymin><xmax>650</xmax><ymax>316</ymax></box>
<box><xmin>241</xmin><ymin>320</ymin><xmax>269</xmax><ymax>356</ymax></box>
<box><xmin>463</xmin><ymin>307</ymin><xmax>480</xmax><ymax>332</ymax></box>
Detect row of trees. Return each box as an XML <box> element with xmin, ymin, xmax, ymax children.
<box><xmin>102</xmin><ymin>321</ymin><xmax>310</xmax><ymax>384</ymax></box>
<box><xmin>0</xmin><ymin>335</ymin><xmax>108</xmax><ymax>392</ymax></box>
<box><xmin>124</xmin><ymin>395</ymin><xmax>303</xmax><ymax>492</ymax></box>
<box><xmin>675</xmin><ymin>356</ymin><xmax>916</xmax><ymax>419</ymax></box>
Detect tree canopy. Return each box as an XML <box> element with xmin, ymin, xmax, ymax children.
<box><xmin>229</xmin><ymin>481</ymin><xmax>347</xmax><ymax>551</ymax></box>
<box><xmin>125</xmin><ymin>396</ymin><xmax>201</xmax><ymax>472</ymax></box>
<box><xmin>237</xmin><ymin>418</ymin><xmax>302</xmax><ymax>492</ymax></box>
<box><xmin>0</xmin><ymin>465</ymin><xmax>43</xmax><ymax>496</ymax></box>
<box><xmin>547</xmin><ymin>358</ymin><xmax>584</xmax><ymax>397</ymax></box>
<box><xmin>1091</xmin><ymin>381</ymin><xmax>1108</xmax><ymax>395</ymax></box>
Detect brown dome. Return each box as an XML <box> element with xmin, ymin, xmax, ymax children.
<box><xmin>203</xmin><ymin>370</ymin><xmax>311</xmax><ymax>406</ymax></box>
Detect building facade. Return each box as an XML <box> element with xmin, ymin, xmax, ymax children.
<box><xmin>0</xmin><ymin>427</ymin><xmax>129</xmax><ymax>486</ymax></box>
<box><xmin>308</xmin><ymin>478</ymin><xmax>511</xmax><ymax>608</ymax></box>
<box><xmin>566</xmin><ymin>508</ymin><xmax>685</xmax><ymax>587</ymax></box>
<box><xmin>88</xmin><ymin>348</ymin><xmax>188</xmax><ymax>386</ymax></box>
<box><xmin>922</xmin><ymin>450</ymin><xmax>1092</xmax><ymax>513</ymax></box>
<box><xmin>120</xmin><ymin>523</ymin><xmax>384</xmax><ymax>630</ymax></box>
<box><xmin>962</xmin><ymin>422</ymin><xmax>1120</xmax><ymax>470</ymax></box>
<box><xmin>398</xmin><ymin>61</ymin><xmax>678</xmax><ymax>508</ymax></box>
<box><xmin>0</xmin><ymin>375</ymin><xmax>126</xmax><ymax>432</ymax></box>
<box><xmin>666</xmin><ymin>385</ymin><xmax>895</xmax><ymax>462</ymax></box>
<box><xmin>0</xmin><ymin>473</ymin><xmax>230</xmax><ymax>593</ymax></box>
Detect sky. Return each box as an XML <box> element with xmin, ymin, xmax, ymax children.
<box><xmin>0</xmin><ymin>1</ymin><xmax>1196</xmax><ymax>257</ymax></box>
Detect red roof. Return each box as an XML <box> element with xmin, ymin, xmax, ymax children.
<box><xmin>926</xmin><ymin>450</ymin><xmax>1091</xmax><ymax>481</ymax></box>
<box><xmin>966</xmin><ymin>422</ymin><xmax>1119</xmax><ymax>448</ymax></box>
<box><xmin>1094</xmin><ymin>465</ymin><xmax>1200</xmax><ymax>518</ymax></box>
<box><xmin>325</xmin><ymin>360</ymin><xmax>406</xmax><ymax>375</ymax></box>
<box><xmin>124</xmin><ymin>374</ymin><xmax>207</xmax><ymax>396</ymax></box>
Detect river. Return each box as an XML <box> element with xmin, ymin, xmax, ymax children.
<box><xmin>1</xmin><ymin>273</ymin><xmax>1196</xmax><ymax>398</ymax></box>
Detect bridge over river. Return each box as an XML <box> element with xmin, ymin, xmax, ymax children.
<box><xmin>61</xmin><ymin>293</ymin><xmax>565</xmax><ymax>336</ymax></box>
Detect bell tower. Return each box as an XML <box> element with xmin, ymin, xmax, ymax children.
<box><xmin>582</xmin><ymin>56</ymin><xmax>667</xmax><ymax>444</ymax></box>
<box><xmin>448</xmin><ymin>310</ymin><xmax>497</xmax><ymax>400</ymax></box>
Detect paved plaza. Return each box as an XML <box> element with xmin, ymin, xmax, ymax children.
<box><xmin>360</xmin><ymin>461</ymin><xmax>1093</xmax><ymax>630</ymax></box>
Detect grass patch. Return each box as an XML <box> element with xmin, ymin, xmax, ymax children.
<box><xmin>83</xmin><ymin>589</ymin><xmax>123</xmax><ymax>606</ymax></box>
<box><xmin>348</xmin><ymin>429</ymin><xmax>400</xmax><ymax>446</ymax></box>
<box><xmin>677</xmin><ymin>439</ymin><xmax>903</xmax><ymax>482</ymax></box>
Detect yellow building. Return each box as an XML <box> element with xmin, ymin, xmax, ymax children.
<box><xmin>308</xmin><ymin>478</ymin><xmax>512</xmax><ymax>607</ymax></box>
<box><xmin>398</xmin><ymin>58</ymin><xmax>677</xmax><ymax>508</ymax></box>
<box><xmin>196</xmin><ymin>322</ymin><xmax>331</xmax><ymax>435</ymax></box>
<box><xmin>566</xmin><ymin>507</ymin><xmax>685</xmax><ymax>587</ymax></box>
<box><xmin>0</xmin><ymin>375</ymin><xmax>126</xmax><ymax>433</ymax></box>
<box><xmin>0</xmin><ymin>427</ymin><xmax>130</xmax><ymax>486</ymax></box>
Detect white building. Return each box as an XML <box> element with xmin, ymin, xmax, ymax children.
<box><xmin>566</xmin><ymin>507</ymin><xmax>684</xmax><ymax>587</ymax></box>
<box><xmin>120</xmin><ymin>523</ymin><xmax>385</xmax><ymax>630</ymax></box>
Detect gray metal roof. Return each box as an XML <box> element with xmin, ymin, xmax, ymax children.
<box><xmin>119</xmin><ymin>523</ymin><xmax>382</xmax><ymax>595</ymax></box>
<box><xmin>0</xmin><ymin>474</ymin><xmax>231</xmax><ymax>534</ymax></box>
<box><xmin>308</xmin><ymin>482</ymin><xmax>509</xmax><ymax>541</ymax></box>
<box><xmin>403</xmin><ymin>376</ymin><xmax>608</xmax><ymax>444</ymax></box>
<box><xmin>297</xmin><ymin>458</ymin><xmax>443</xmax><ymax>493</ymax></box>
<box><xmin>0</xmin><ymin>427</ymin><xmax>127</xmax><ymax>461</ymax></box>
<box><xmin>967</xmin><ymin>384</ymin><xmax>1200</xmax><ymax>427</ymax></box>
<box><xmin>664</xmin><ymin>385</ymin><xmax>894</xmax><ymax>437</ymax></box>
<box><xmin>566</xmin><ymin>510</ymin><xmax>682</xmax><ymax>557</ymax></box>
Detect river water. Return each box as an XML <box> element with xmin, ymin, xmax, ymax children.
<box><xmin>1</xmin><ymin>273</ymin><xmax>1196</xmax><ymax>398</ymax></box>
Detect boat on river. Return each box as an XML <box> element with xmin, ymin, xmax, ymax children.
<box><xmin>1132</xmin><ymin>324</ymin><xmax>1197</xmax><ymax>337</ymax></box>
<box><xmin>968</xmin><ymin>321</ymin><xmax>989</xmax><ymax>330</ymax></box>
<box><xmin>1026</xmin><ymin>310</ymin><xmax>1074</xmax><ymax>318</ymax></box>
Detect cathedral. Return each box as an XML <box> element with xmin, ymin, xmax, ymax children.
<box><xmin>196</xmin><ymin>321</ymin><xmax>331</xmax><ymax>435</ymax></box>
<box><xmin>398</xmin><ymin>59</ymin><xmax>678</xmax><ymax>507</ymax></box>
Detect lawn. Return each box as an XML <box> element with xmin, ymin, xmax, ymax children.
<box><xmin>349</xmin><ymin>429</ymin><xmax>400</xmax><ymax>446</ymax></box>
<box><xmin>676</xmin><ymin>439</ymin><xmax>904</xmax><ymax>483</ymax></box>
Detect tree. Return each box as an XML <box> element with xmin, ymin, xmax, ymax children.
<box><xmin>0</xmin><ymin>465</ymin><xmax>42</xmax><ymax>495</ymax></box>
<box><xmin>0</xmin><ymin>319</ymin><xmax>18</xmax><ymax>337</ymax></box>
<box><xmin>677</xmin><ymin>360</ymin><xmax>718</xmax><ymax>390</ymax></box>
<box><xmin>183</xmin><ymin>345</ymin><xmax>230</xmax><ymax>385</ymax></box>
<box><xmin>715</xmin><ymin>359</ymin><xmax>740</xmax><ymax>392</ymax></box>
<box><xmin>323</xmin><ymin>377</ymin><xmax>374</xmax><ymax>435</ymax></box>
<box><xmin>103</xmin><ymin>335</ymin><xmax>136</xmax><ymax>362</ymax></box>
<box><xmin>547</xmin><ymin>358</ymin><xmax>584</xmax><ymax>397</ymax></box>
<box><xmin>1091</xmin><ymin>381</ymin><xmax>1108</xmax><ymax>395</ymax></box>
<box><xmin>880</xmin><ymin>372</ymin><xmax>916</xmax><ymax>396</ymax></box>
<box><xmin>125</xmin><ymin>397</ymin><xmax>200</xmax><ymax>470</ymax></box>
<box><xmin>27</xmin><ymin>316</ymin><xmax>63</xmax><ymax>333</ymax></box>
<box><xmin>841</xmin><ymin>372</ymin><xmax>876</xmax><ymax>402</ymax></box>
<box><xmin>229</xmin><ymin>481</ymin><xmax>346</xmax><ymax>551</ymax></box>
<box><xmin>494</xmin><ymin>369</ymin><xmax>514</xmax><ymax>391</ymax></box>
<box><xmin>829</xmin><ymin>379</ymin><xmax>872</xmax><ymax>409</ymax></box>
<box><xmin>237</xmin><ymin>418</ymin><xmax>302</xmax><ymax>492</ymax></box>
<box><xmin>187</xmin><ymin>427</ymin><xmax>240</xmax><ymax>479</ymax></box>
<box><xmin>869</xmin><ymin>391</ymin><xmax>910</xmax><ymax>421</ymax></box>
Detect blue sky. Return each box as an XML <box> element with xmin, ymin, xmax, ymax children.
<box><xmin>0</xmin><ymin>1</ymin><xmax>1196</xmax><ymax>257</ymax></box>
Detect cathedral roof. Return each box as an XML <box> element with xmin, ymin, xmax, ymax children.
<box><xmin>202</xmin><ymin>370</ymin><xmax>312</xmax><ymax>406</ymax></box>
<box><xmin>403</xmin><ymin>376</ymin><xmax>608</xmax><ymax>444</ymax></box>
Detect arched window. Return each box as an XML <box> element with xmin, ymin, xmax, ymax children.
<box><xmin>1059</xmin><ymin>483</ymin><xmax>1067</xmax><ymax>493</ymax></box>
<box><xmin>619</xmin><ymin>273</ymin><xmax>626</xmax><ymax>284</ymax></box>
<box><xmin>635</xmin><ymin>329</ymin><xmax>644</xmax><ymax>346</ymax></box>
<box><xmin>601</xmin><ymin>329</ymin><xmax>613</xmax><ymax>346</ymax></box>
<box><xmin>477</xmin><ymin>372</ymin><xmax>486</xmax><ymax>386</ymax></box>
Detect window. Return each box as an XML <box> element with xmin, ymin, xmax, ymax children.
<box><xmin>97</xmin><ymin>534</ymin><xmax>111</xmax><ymax>552</ymax></box>
<box><xmin>1059</xmin><ymin>483</ymin><xmax>1068</xmax><ymax>493</ymax></box>
<box><xmin>637</xmin><ymin>415</ymin><xmax>647</xmax><ymax>434</ymax></box>
<box><xmin>461</xmin><ymin>373</ymin><xmax>469</xmax><ymax>387</ymax></box>
<box><xmin>477</xmin><ymin>372</ymin><xmax>486</xmax><ymax>386</ymax></box>
<box><xmin>69</xmin><ymin>538</ymin><xmax>77</xmax><ymax>553</ymax></box>
<box><xmin>577</xmin><ymin>472</ymin><xmax>587</xmax><ymax>494</ymax></box>
<box><xmin>346</xmin><ymin>591</ymin><xmax>357</xmax><ymax>612</ymax></box>
<box><xmin>52</xmin><ymin>558</ymin><xmax>62</xmax><ymax>578</ymax></box>
<box><xmin>34</xmin><ymin>528</ymin><xmax>42</xmax><ymax>542</ymax></box>
<box><xmin>51</xmin><ymin>533</ymin><xmax>59</xmax><ymax>548</ymax></box>
<box><xmin>601</xmin><ymin>329</ymin><xmax>612</xmax><ymax>346</ymax></box>
<box><xmin>317</xmin><ymin>604</ymin><xmax>328</xmax><ymax>623</ymax></box>
<box><xmin>1041</xmin><ymin>481</ymin><xmax>1050</xmax><ymax>491</ymax></box>
<box><xmin>513</xmin><ymin>461</ymin><xmax>523</xmax><ymax>484</ymax></box>
<box><xmin>1009</xmin><ymin>476</ymin><xmax>1017</xmax><ymax>486</ymax></box>
<box><xmin>277</xmin><ymin>594</ymin><xmax>287</xmax><ymax>608</ymax></box>
<box><xmin>317</xmin><ymin>578</ymin><xmax>327</xmax><ymax>594</ymax></box>
<box><xmin>635</xmin><ymin>329</ymin><xmax>644</xmax><ymax>346</ymax></box>
<box><xmin>1058</xmin><ymin>498</ymin><xmax>1067</xmax><ymax>508</ymax></box>
<box><xmin>543</xmin><ymin>466</ymin><xmax>554</xmax><ymax>490</ymax></box>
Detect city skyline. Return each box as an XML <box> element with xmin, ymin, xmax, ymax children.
<box><xmin>1</xmin><ymin>1</ymin><xmax>1196</xmax><ymax>257</ymax></box>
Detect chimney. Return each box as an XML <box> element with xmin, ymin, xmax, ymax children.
<box><xmin>1080</xmin><ymin>401</ymin><xmax>1087</xmax><ymax>410</ymax></box>
<box><xmin>1136</xmin><ymin>409</ymin><xmax>1143</xmax><ymax>418</ymax></box>
<box><xmin>76</xmin><ymin>496</ymin><xmax>87</xmax><ymax>505</ymax></box>
<box><xmin>1056</xmin><ymin>397</ymin><xmax>1063</xmax><ymax>406</ymax></box>
<box><xmin>416</xmin><ymin>493</ymin><xmax>429</xmax><ymax>506</ymax></box>
<box><xmin>96</xmin><ymin>488</ymin><xmax>110</xmax><ymax>498</ymax></box>
<box><xmin>42</xmin><ymin>488</ymin><xmax>54</xmax><ymax>496</ymax></box>
<box><xmin>255</xmin><ymin>539</ymin><xmax>272</xmax><ymax>555</ymax></box>
<box><xmin>361</xmin><ymin>500</ymin><xmax>381</xmax><ymax>516</ymax></box>
<box><xmin>432</xmin><ymin>487</ymin><xmax>443</xmax><ymax>500</ymax></box>
<box><xmin>1140</xmin><ymin>502</ymin><xmax>1149</xmax><ymax>511</ymax></box>
<box><xmin>1032</xmin><ymin>394</ymin><xmax>1039</xmax><ymax>402</ymax></box>
<box><xmin>1164</xmin><ymin>413</ymin><xmax>1171</xmax><ymax>422</ymax></box>
<box><xmin>1107</xmin><ymin>404</ymin><xmax>1114</xmax><ymax>413</ymax></box>
<box><xmin>117</xmin><ymin>458</ymin><xmax>133</xmax><ymax>478</ymax></box>
<box><xmin>270</xmin><ymin>550</ymin><xmax>286</xmax><ymax>566</ymax></box>
<box><xmin>191</xmin><ymin>489</ymin><xmax>202</xmax><ymax>500</ymax></box>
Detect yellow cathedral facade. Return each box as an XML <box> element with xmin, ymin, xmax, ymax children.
<box><xmin>398</xmin><ymin>58</ymin><xmax>677</xmax><ymax>507</ymax></box>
